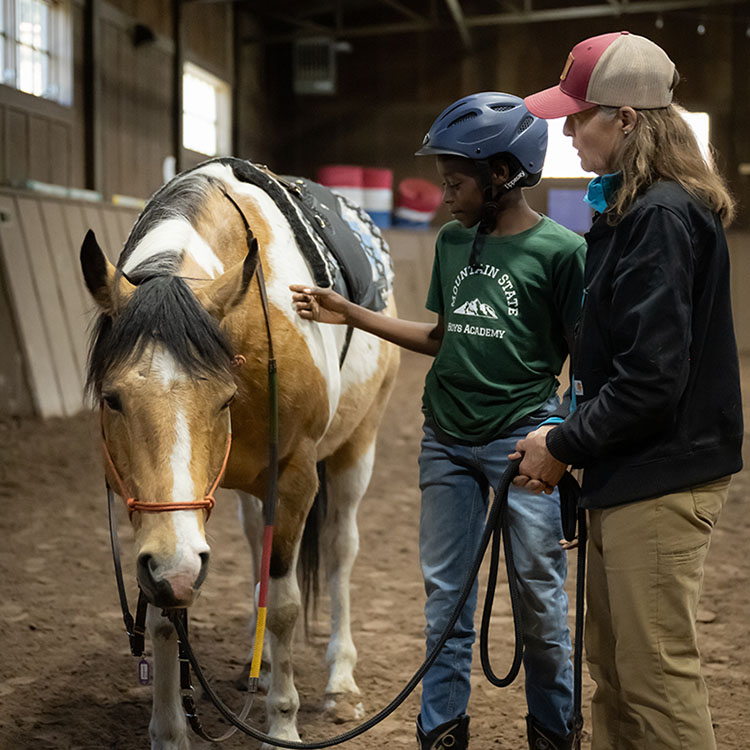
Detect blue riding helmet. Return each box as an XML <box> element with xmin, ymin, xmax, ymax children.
<box><xmin>415</xmin><ymin>92</ymin><xmax>548</xmax><ymax>179</ymax></box>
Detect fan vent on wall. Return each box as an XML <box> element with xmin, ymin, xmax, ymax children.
<box><xmin>293</xmin><ymin>37</ymin><xmax>337</xmax><ymax>95</ymax></box>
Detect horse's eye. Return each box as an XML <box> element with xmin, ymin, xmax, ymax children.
<box><xmin>221</xmin><ymin>394</ymin><xmax>236</xmax><ymax>411</ymax></box>
<box><xmin>102</xmin><ymin>393</ymin><xmax>122</xmax><ymax>412</ymax></box>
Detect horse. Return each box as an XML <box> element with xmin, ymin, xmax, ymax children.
<box><xmin>80</xmin><ymin>157</ymin><xmax>400</xmax><ymax>750</ymax></box>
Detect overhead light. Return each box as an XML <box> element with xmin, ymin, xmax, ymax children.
<box><xmin>697</xmin><ymin>22</ymin><xmax>706</xmax><ymax>35</ymax></box>
<box><xmin>655</xmin><ymin>14</ymin><xmax>664</xmax><ymax>29</ymax></box>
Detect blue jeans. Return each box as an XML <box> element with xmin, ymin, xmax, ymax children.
<box><xmin>418</xmin><ymin>400</ymin><xmax>574</xmax><ymax>737</ymax></box>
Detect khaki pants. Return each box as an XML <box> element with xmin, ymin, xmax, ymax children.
<box><xmin>585</xmin><ymin>477</ymin><xmax>730</xmax><ymax>750</ymax></box>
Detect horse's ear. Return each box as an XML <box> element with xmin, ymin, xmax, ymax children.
<box><xmin>80</xmin><ymin>229</ymin><xmax>135</xmax><ymax>314</ymax></box>
<box><xmin>196</xmin><ymin>238</ymin><xmax>259</xmax><ymax>319</ymax></box>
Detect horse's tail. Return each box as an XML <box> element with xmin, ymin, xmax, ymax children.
<box><xmin>300</xmin><ymin>460</ymin><xmax>327</xmax><ymax>637</ymax></box>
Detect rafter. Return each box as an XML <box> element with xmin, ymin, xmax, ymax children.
<box><xmin>242</xmin><ymin>0</ymin><xmax>748</xmax><ymax>45</ymax></box>
<box><xmin>377</xmin><ymin>0</ymin><xmax>426</xmax><ymax>23</ymax></box>
<box><xmin>444</xmin><ymin>0</ymin><xmax>472</xmax><ymax>49</ymax></box>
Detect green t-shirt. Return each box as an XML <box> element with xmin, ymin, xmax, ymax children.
<box><xmin>423</xmin><ymin>216</ymin><xmax>585</xmax><ymax>443</ymax></box>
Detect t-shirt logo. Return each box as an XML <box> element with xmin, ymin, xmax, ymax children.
<box><xmin>453</xmin><ymin>298</ymin><xmax>498</xmax><ymax>319</ymax></box>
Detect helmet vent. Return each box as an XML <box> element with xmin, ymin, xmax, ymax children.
<box><xmin>490</xmin><ymin>105</ymin><xmax>515</xmax><ymax>112</ymax></box>
<box><xmin>448</xmin><ymin>112</ymin><xmax>478</xmax><ymax>128</ymax></box>
<box><xmin>518</xmin><ymin>116</ymin><xmax>534</xmax><ymax>132</ymax></box>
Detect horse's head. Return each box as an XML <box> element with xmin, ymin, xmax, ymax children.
<box><xmin>80</xmin><ymin>229</ymin><xmax>257</xmax><ymax>608</ymax></box>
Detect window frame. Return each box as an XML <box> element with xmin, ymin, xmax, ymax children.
<box><xmin>0</xmin><ymin>0</ymin><xmax>72</xmax><ymax>106</ymax></box>
<box><xmin>182</xmin><ymin>60</ymin><xmax>231</xmax><ymax>157</ymax></box>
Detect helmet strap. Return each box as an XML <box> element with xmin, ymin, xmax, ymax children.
<box><xmin>469</xmin><ymin>161</ymin><xmax>528</xmax><ymax>268</ymax></box>
<box><xmin>501</xmin><ymin>165</ymin><xmax>529</xmax><ymax>192</ymax></box>
<box><xmin>469</xmin><ymin>161</ymin><xmax>498</xmax><ymax>268</ymax></box>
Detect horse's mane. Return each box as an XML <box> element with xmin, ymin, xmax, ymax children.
<box><xmin>85</xmin><ymin>164</ymin><xmax>236</xmax><ymax>397</ymax></box>
<box><xmin>86</xmin><ymin>276</ymin><xmax>233</xmax><ymax>396</ymax></box>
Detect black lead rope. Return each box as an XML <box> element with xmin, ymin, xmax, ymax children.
<box><xmin>107</xmin><ymin>485</ymin><xmax>147</xmax><ymax>657</ymax></box>
<box><xmin>164</xmin><ymin>459</ymin><xmax>586</xmax><ymax>749</ymax></box>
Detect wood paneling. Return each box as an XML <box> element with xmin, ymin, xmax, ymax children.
<box><xmin>6</xmin><ymin>108</ymin><xmax>28</xmax><ymax>183</ymax></box>
<box><xmin>0</xmin><ymin>189</ymin><xmax>139</xmax><ymax>417</ymax></box>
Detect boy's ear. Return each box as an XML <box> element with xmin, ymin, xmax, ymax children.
<box><xmin>491</xmin><ymin>160</ymin><xmax>511</xmax><ymax>187</ymax></box>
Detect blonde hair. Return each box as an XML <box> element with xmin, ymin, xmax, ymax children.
<box><xmin>604</xmin><ymin>104</ymin><xmax>735</xmax><ymax>225</ymax></box>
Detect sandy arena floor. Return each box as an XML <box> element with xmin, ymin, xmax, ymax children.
<box><xmin>1</xmin><ymin>350</ymin><xmax>748</xmax><ymax>749</ymax></box>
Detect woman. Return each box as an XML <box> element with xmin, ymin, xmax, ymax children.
<box><xmin>514</xmin><ymin>31</ymin><xmax>743</xmax><ymax>749</ymax></box>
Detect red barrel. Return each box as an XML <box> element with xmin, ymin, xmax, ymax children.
<box><xmin>316</xmin><ymin>165</ymin><xmax>364</xmax><ymax>205</ymax></box>
<box><xmin>362</xmin><ymin>167</ymin><xmax>393</xmax><ymax>228</ymax></box>
<box><xmin>393</xmin><ymin>178</ymin><xmax>442</xmax><ymax>228</ymax></box>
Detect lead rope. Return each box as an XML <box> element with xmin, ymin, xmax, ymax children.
<box><xmin>167</xmin><ymin>459</ymin><xmax>586</xmax><ymax>749</ymax></box>
<box><xmin>170</xmin><ymin>189</ymin><xmax>279</xmax><ymax>743</ymax></box>
<box><xmin>218</xmin><ymin>189</ymin><xmax>279</xmax><ymax>696</ymax></box>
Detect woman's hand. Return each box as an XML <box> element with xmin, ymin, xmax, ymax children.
<box><xmin>509</xmin><ymin>425</ymin><xmax>568</xmax><ymax>494</ymax></box>
<box><xmin>289</xmin><ymin>284</ymin><xmax>350</xmax><ymax>325</ymax></box>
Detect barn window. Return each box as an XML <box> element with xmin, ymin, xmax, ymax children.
<box><xmin>0</xmin><ymin>0</ymin><xmax>72</xmax><ymax>104</ymax></box>
<box><xmin>182</xmin><ymin>62</ymin><xmax>231</xmax><ymax>156</ymax></box>
<box><xmin>542</xmin><ymin>110</ymin><xmax>712</xmax><ymax>179</ymax></box>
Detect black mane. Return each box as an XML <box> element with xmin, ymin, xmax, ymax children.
<box><xmin>86</xmin><ymin>275</ymin><xmax>233</xmax><ymax>396</ymax></box>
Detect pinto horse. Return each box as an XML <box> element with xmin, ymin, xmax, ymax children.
<box><xmin>80</xmin><ymin>158</ymin><xmax>400</xmax><ymax>750</ymax></box>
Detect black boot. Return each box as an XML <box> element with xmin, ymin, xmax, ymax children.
<box><xmin>416</xmin><ymin>714</ymin><xmax>470</xmax><ymax>749</ymax></box>
<box><xmin>526</xmin><ymin>715</ymin><xmax>578</xmax><ymax>750</ymax></box>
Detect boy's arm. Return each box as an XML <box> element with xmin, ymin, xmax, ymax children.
<box><xmin>290</xmin><ymin>284</ymin><xmax>445</xmax><ymax>356</ymax></box>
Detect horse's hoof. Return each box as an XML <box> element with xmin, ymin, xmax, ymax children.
<box><xmin>261</xmin><ymin>725</ymin><xmax>301</xmax><ymax>750</ymax></box>
<box><xmin>322</xmin><ymin>692</ymin><xmax>365</xmax><ymax>723</ymax></box>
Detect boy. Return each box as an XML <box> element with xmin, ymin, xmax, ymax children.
<box><xmin>291</xmin><ymin>92</ymin><xmax>585</xmax><ymax>750</ymax></box>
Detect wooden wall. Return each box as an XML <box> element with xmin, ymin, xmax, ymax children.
<box><xmin>0</xmin><ymin>189</ymin><xmax>139</xmax><ymax>416</ymax></box>
<box><xmin>0</xmin><ymin>2</ymin><xmax>749</xmax><ymax>416</ymax></box>
<box><xmin>258</xmin><ymin>8</ymin><xmax>750</xmax><ymax>231</ymax></box>
<box><xmin>0</xmin><ymin>0</ymin><xmax>235</xmax><ymax>201</ymax></box>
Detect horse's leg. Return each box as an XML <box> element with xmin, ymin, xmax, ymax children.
<box><xmin>320</xmin><ymin>434</ymin><xmax>377</xmax><ymax>722</ymax></box>
<box><xmin>261</xmin><ymin>443</ymin><xmax>319</xmax><ymax>748</ymax></box>
<box><xmin>235</xmin><ymin>490</ymin><xmax>271</xmax><ymax>692</ymax></box>
<box><xmin>146</xmin><ymin>604</ymin><xmax>190</xmax><ymax>750</ymax></box>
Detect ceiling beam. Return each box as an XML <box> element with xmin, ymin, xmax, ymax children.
<box><xmin>443</xmin><ymin>0</ymin><xmax>472</xmax><ymax>49</ymax></box>
<box><xmin>465</xmin><ymin>0</ymin><xmax>746</xmax><ymax>28</ymax></box>
<box><xmin>243</xmin><ymin>0</ymin><xmax>747</xmax><ymax>44</ymax></box>
<box><xmin>377</xmin><ymin>0</ymin><xmax>426</xmax><ymax>23</ymax></box>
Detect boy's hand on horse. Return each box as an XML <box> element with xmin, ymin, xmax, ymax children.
<box><xmin>509</xmin><ymin>425</ymin><xmax>567</xmax><ymax>495</ymax></box>
<box><xmin>290</xmin><ymin>284</ymin><xmax>350</xmax><ymax>325</ymax></box>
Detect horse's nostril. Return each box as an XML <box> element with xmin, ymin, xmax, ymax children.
<box><xmin>137</xmin><ymin>553</ymin><xmax>157</xmax><ymax>582</ymax></box>
<box><xmin>195</xmin><ymin>551</ymin><xmax>210</xmax><ymax>588</ymax></box>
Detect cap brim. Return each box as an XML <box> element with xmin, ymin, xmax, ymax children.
<box><xmin>524</xmin><ymin>85</ymin><xmax>597</xmax><ymax>119</ymax></box>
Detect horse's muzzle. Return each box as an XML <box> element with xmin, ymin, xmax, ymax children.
<box><xmin>137</xmin><ymin>551</ymin><xmax>210</xmax><ymax>607</ymax></box>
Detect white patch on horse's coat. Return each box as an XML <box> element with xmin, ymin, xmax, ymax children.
<box><xmin>168</xmin><ymin>408</ymin><xmax>210</xmax><ymax>586</ymax></box>
<box><xmin>146</xmin><ymin>605</ymin><xmax>189</xmax><ymax>749</ymax></box>
<box><xmin>152</xmin><ymin>347</ymin><xmax>185</xmax><ymax>387</ymax></box>
<box><xmin>322</xmin><ymin>441</ymin><xmax>375</xmax><ymax>700</ymax></box>
<box><xmin>195</xmin><ymin>162</ymin><xmax>342</xmax><ymax>424</ymax></box>
<box><xmin>123</xmin><ymin>217</ymin><xmax>225</xmax><ymax>279</ymax></box>
<box><xmin>341</xmin><ymin>329</ymin><xmax>382</xmax><ymax>387</ymax></box>
<box><xmin>151</xmin><ymin>348</ymin><xmax>210</xmax><ymax>587</ymax></box>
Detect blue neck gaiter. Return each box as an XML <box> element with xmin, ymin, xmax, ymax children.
<box><xmin>584</xmin><ymin>172</ymin><xmax>623</xmax><ymax>214</ymax></box>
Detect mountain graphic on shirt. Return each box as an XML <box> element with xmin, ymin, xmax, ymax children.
<box><xmin>454</xmin><ymin>298</ymin><xmax>498</xmax><ymax>319</ymax></box>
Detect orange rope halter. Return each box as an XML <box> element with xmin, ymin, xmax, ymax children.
<box><xmin>99</xmin><ymin>405</ymin><xmax>231</xmax><ymax>521</ymax></box>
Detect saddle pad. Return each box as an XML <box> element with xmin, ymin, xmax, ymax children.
<box><xmin>219</xmin><ymin>158</ymin><xmax>393</xmax><ymax>311</ymax></box>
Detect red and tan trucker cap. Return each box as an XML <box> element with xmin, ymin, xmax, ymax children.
<box><xmin>525</xmin><ymin>31</ymin><xmax>676</xmax><ymax>119</ymax></box>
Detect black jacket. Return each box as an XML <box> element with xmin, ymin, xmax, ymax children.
<box><xmin>547</xmin><ymin>181</ymin><xmax>743</xmax><ymax>509</ymax></box>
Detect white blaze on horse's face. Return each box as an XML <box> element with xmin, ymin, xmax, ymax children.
<box><xmin>102</xmin><ymin>343</ymin><xmax>235</xmax><ymax>608</ymax></box>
